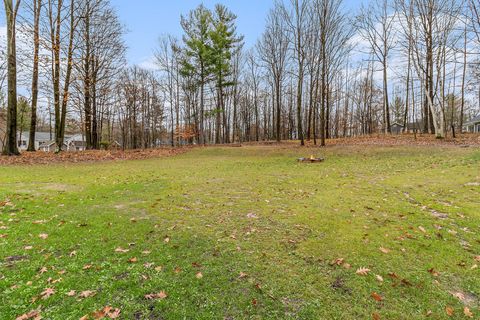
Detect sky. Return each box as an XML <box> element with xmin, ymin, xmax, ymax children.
<box><xmin>110</xmin><ymin>0</ymin><xmax>363</xmax><ymax>68</ymax></box>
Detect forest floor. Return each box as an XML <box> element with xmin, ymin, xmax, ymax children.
<box><xmin>0</xmin><ymin>144</ymin><xmax>479</xmax><ymax>319</ymax></box>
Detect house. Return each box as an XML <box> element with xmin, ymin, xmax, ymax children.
<box><xmin>390</xmin><ymin>122</ymin><xmax>404</xmax><ymax>135</ymax></box>
<box><xmin>66</xmin><ymin>134</ymin><xmax>87</xmax><ymax>151</ymax></box>
<box><xmin>463</xmin><ymin>116</ymin><xmax>480</xmax><ymax>133</ymax></box>
<box><xmin>19</xmin><ymin>131</ymin><xmax>86</xmax><ymax>152</ymax></box>
<box><xmin>17</xmin><ymin>132</ymin><xmax>53</xmax><ymax>151</ymax></box>
<box><xmin>38</xmin><ymin>141</ymin><xmax>68</xmax><ymax>152</ymax></box>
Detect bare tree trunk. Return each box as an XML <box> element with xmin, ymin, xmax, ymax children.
<box><xmin>2</xmin><ymin>0</ymin><xmax>21</xmax><ymax>156</ymax></box>
<box><xmin>27</xmin><ymin>0</ymin><xmax>41</xmax><ymax>152</ymax></box>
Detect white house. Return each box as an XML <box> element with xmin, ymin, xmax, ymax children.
<box><xmin>18</xmin><ymin>131</ymin><xmax>86</xmax><ymax>152</ymax></box>
<box><xmin>17</xmin><ymin>131</ymin><xmax>53</xmax><ymax>151</ymax></box>
<box><xmin>463</xmin><ymin>116</ymin><xmax>480</xmax><ymax>133</ymax></box>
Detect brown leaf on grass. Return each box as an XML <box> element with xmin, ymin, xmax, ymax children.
<box><xmin>375</xmin><ymin>275</ymin><xmax>384</xmax><ymax>282</ymax></box>
<box><xmin>107</xmin><ymin>308</ymin><xmax>121</xmax><ymax>319</ymax></box>
<box><xmin>39</xmin><ymin>267</ymin><xmax>48</xmax><ymax>274</ymax></box>
<box><xmin>428</xmin><ymin>268</ymin><xmax>440</xmax><ymax>277</ymax></box>
<box><xmin>474</xmin><ymin>256</ymin><xmax>480</xmax><ymax>262</ymax></box>
<box><xmin>379</xmin><ymin>247</ymin><xmax>390</xmax><ymax>254</ymax></box>
<box><xmin>83</xmin><ymin>264</ymin><xmax>93</xmax><ymax>270</ymax></box>
<box><xmin>196</xmin><ymin>272</ymin><xmax>203</xmax><ymax>279</ymax></box>
<box><xmin>239</xmin><ymin>272</ymin><xmax>248</xmax><ymax>279</ymax></box>
<box><xmin>66</xmin><ymin>290</ymin><xmax>76</xmax><ymax>297</ymax></box>
<box><xmin>144</xmin><ymin>291</ymin><xmax>167</xmax><ymax>300</ymax></box>
<box><xmin>69</xmin><ymin>250</ymin><xmax>77</xmax><ymax>257</ymax></box>
<box><xmin>464</xmin><ymin>307</ymin><xmax>473</xmax><ymax>318</ymax></box>
<box><xmin>446</xmin><ymin>306</ymin><xmax>454</xmax><ymax>316</ymax></box>
<box><xmin>418</xmin><ymin>226</ymin><xmax>426</xmax><ymax>233</ymax></box>
<box><xmin>142</xmin><ymin>250</ymin><xmax>151</xmax><ymax>255</ymax></box>
<box><xmin>174</xmin><ymin>266</ymin><xmax>181</xmax><ymax>274</ymax></box>
<box><xmin>79</xmin><ymin>290</ymin><xmax>96</xmax><ymax>298</ymax></box>
<box><xmin>114</xmin><ymin>247</ymin><xmax>129</xmax><ymax>253</ymax></box>
<box><xmin>252</xmin><ymin>298</ymin><xmax>257</xmax><ymax>306</ymax></box>
<box><xmin>39</xmin><ymin>234</ymin><xmax>48</xmax><ymax>239</ymax></box>
<box><xmin>356</xmin><ymin>267</ymin><xmax>370</xmax><ymax>276</ymax></box>
<box><xmin>92</xmin><ymin>306</ymin><xmax>121</xmax><ymax>319</ymax></box>
<box><xmin>40</xmin><ymin>287</ymin><xmax>55</xmax><ymax>300</ymax></box>
<box><xmin>154</xmin><ymin>266</ymin><xmax>163</xmax><ymax>272</ymax></box>
<box><xmin>372</xmin><ymin>312</ymin><xmax>381</xmax><ymax>320</ymax></box>
<box><xmin>128</xmin><ymin>257</ymin><xmax>137</xmax><ymax>263</ymax></box>
<box><xmin>371</xmin><ymin>292</ymin><xmax>383</xmax><ymax>301</ymax></box>
<box><xmin>24</xmin><ymin>246</ymin><xmax>33</xmax><ymax>250</ymax></box>
<box><xmin>164</xmin><ymin>236</ymin><xmax>170</xmax><ymax>243</ymax></box>
<box><xmin>15</xmin><ymin>310</ymin><xmax>41</xmax><ymax>320</ymax></box>
<box><xmin>330</xmin><ymin>258</ymin><xmax>344</xmax><ymax>266</ymax></box>
<box><xmin>0</xmin><ymin>234</ymin><xmax>7</xmax><ymax>238</ymax></box>
<box><xmin>388</xmin><ymin>272</ymin><xmax>399</xmax><ymax>279</ymax></box>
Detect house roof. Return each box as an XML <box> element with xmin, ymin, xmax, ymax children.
<box><xmin>464</xmin><ymin>115</ymin><xmax>480</xmax><ymax>125</ymax></box>
<box><xmin>18</xmin><ymin>132</ymin><xmax>55</xmax><ymax>142</ymax></box>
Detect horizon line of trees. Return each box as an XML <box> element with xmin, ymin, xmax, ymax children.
<box><xmin>2</xmin><ymin>0</ymin><xmax>480</xmax><ymax>155</ymax></box>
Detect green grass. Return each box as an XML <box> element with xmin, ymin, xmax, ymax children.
<box><xmin>0</xmin><ymin>145</ymin><xmax>479</xmax><ymax>319</ymax></box>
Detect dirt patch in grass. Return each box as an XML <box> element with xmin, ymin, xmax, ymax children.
<box><xmin>0</xmin><ymin>147</ymin><xmax>191</xmax><ymax>166</ymax></box>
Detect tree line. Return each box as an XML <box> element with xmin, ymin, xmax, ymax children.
<box><xmin>1</xmin><ymin>0</ymin><xmax>480</xmax><ymax>155</ymax></box>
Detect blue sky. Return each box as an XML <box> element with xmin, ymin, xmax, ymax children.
<box><xmin>110</xmin><ymin>0</ymin><xmax>363</xmax><ymax>66</ymax></box>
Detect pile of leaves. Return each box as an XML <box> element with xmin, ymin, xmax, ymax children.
<box><xmin>0</xmin><ymin>147</ymin><xmax>191</xmax><ymax>166</ymax></box>
<box><xmin>326</xmin><ymin>133</ymin><xmax>480</xmax><ymax>147</ymax></box>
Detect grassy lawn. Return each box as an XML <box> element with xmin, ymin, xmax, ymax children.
<box><xmin>0</xmin><ymin>145</ymin><xmax>479</xmax><ymax>319</ymax></box>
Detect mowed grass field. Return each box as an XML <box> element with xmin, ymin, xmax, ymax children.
<box><xmin>0</xmin><ymin>145</ymin><xmax>479</xmax><ymax>319</ymax></box>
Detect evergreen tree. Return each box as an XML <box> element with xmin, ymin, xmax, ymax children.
<box><xmin>180</xmin><ymin>4</ymin><xmax>214</xmax><ymax>144</ymax></box>
<box><xmin>210</xmin><ymin>4</ymin><xmax>243</xmax><ymax>143</ymax></box>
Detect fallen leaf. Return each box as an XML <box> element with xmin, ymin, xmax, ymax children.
<box><xmin>371</xmin><ymin>292</ymin><xmax>383</xmax><ymax>301</ymax></box>
<box><xmin>79</xmin><ymin>290</ymin><xmax>96</xmax><ymax>298</ymax></box>
<box><xmin>356</xmin><ymin>267</ymin><xmax>370</xmax><ymax>276</ymax></box>
<box><xmin>331</xmin><ymin>258</ymin><xmax>344</xmax><ymax>266</ymax></box>
<box><xmin>419</xmin><ymin>226</ymin><xmax>426</xmax><ymax>233</ymax></box>
<box><xmin>142</xmin><ymin>250</ymin><xmax>151</xmax><ymax>255</ymax></box>
<box><xmin>474</xmin><ymin>256</ymin><xmax>480</xmax><ymax>262</ymax></box>
<box><xmin>375</xmin><ymin>275</ymin><xmax>384</xmax><ymax>282</ymax></box>
<box><xmin>40</xmin><ymin>287</ymin><xmax>55</xmax><ymax>300</ymax></box>
<box><xmin>379</xmin><ymin>247</ymin><xmax>390</xmax><ymax>254</ymax></box>
<box><xmin>154</xmin><ymin>266</ymin><xmax>163</xmax><ymax>272</ymax></box>
<box><xmin>24</xmin><ymin>246</ymin><xmax>33</xmax><ymax>250</ymax></box>
<box><xmin>239</xmin><ymin>272</ymin><xmax>248</xmax><ymax>279</ymax></box>
<box><xmin>128</xmin><ymin>257</ymin><xmax>137</xmax><ymax>263</ymax></box>
<box><xmin>372</xmin><ymin>312</ymin><xmax>380</xmax><ymax>320</ymax></box>
<box><xmin>428</xmin><ymin>268</ymin><xmax>440</xmax><ymax>277</ymax></box>
<box><xmin>15</xmin><ymin>310</ymin><xmax>41</xmax><ymax>320</ymax></box>
<box><xmin>69</xmin><ymin>251</ymin><xmax>77</xmax><ymax>257</ymax></box>
<box><xmin>83</xmin><ymin>264</ymin><xmax>93</xmax><ymax>270</ymax></box>
<box><xmin>39</xmin><ymin>267</ymin><xmax>48</xmax><ymax>274</ymax></box>
<box><xmin>446</xmin><ymin>306</ymin><xmax>454</xmax><ymax>316</ymax></box>
<box><xmin>464</xmin><ymin>307</ymin><xmax>473</xmax><ymax>318</ymax></box>
<box><xmin>164</xmin><ymin>236</ymin><xmax>170</xmax><ymax>243</ymax></box>
<box><xmin>66</xmin><ymin>290</ymin><xmax>76</xmax><ymax>297</ymax></box>
<box><xmin>144</xmin><ymin>291</ymin><xmax>167</xmax><ymax>300</ymax></box>
<box><xmin>115</xmin><ymin>247</ymin><xmax>129</xmax><ymax>253</ymax></box>
<box><xmin>196</xmin><ymin>272</ymin><xmax>203</xmax><ymax>279</ymax></box>
<box><xmin>39</xmin><ymin>234</ymin><xmax>48</xmax><ymax>239</ymax></box>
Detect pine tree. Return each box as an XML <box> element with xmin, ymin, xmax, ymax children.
<box><xmin>180</xmin><ymin>4</ymin><xmax>214</xmax><ymax>145</ymax></box>
<box><xmin>210</xmin><ymin>4</ymin><xmax>243</xmax><ymax>143</ymax></box>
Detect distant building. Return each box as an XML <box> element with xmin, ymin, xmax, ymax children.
<box><xmin>463</xmin><ymin>116</ymin><xmax>480</xmax><ymax>133</ymax></box>
<box><xmin>390</xmin><ymin>122</ymin><xmax>404</xmax><ymax>135</ymax></box>
<box><xmin>18</xmin><ymin>131</ymin><xmax>86</xmax><ymax>152</ymax></box>
<box><xmin>17</xmin><ymin>132</ymin><xmax>53</xmax><ymax>151</ymax></box>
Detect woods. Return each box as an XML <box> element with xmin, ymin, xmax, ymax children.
<box><xmin>1</xmin><ymin>0</ymin><xmax>480</xmax><ymax>153</ymax></box>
